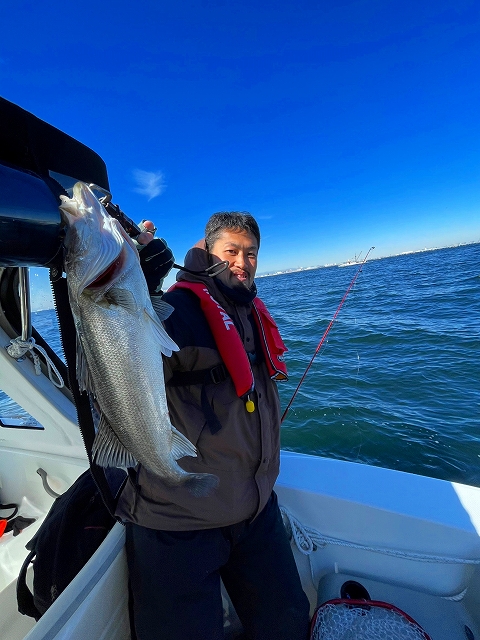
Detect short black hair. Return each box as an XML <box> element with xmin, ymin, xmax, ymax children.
<box><xmin>205</xmin><ymin>212</ymin><xmax>261</xmax><ymax>253</ymax></box>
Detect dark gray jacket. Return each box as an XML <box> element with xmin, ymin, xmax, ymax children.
<box><xmin>116</xmin><ymin>246</ymin><xmax>283</xmax><ymax>530</ymax></box>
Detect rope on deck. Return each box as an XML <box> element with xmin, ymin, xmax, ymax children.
<box><xmin>279</xmin><ymin>505</ymin><xmax>480</xmax><ymax>566</ymax></box>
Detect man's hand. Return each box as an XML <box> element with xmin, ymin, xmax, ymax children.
<box><xmin>136</xmin><ymin>220</ymin><xmax>174</xmax><ymax>294</ymax></box>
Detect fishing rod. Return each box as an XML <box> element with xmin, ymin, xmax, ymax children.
<box><xmin>281</xmin><ymin>246</ymin><xmax>375</xmax><ymax>424</ymax></box>
<box><xmin>94</xmin><ymin>189</ymin><xmax>229</xmax><ymax>277</ymax></box>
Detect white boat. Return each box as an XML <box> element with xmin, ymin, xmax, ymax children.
<box><xmin>338</xmin><ymin>253</ymin><xmax>363</xmax><ymax>268</ymax></box>
<box><xmin>1</xmin><ymin>301</ymin><xmax>480</xmax><ymax>639</ymax></box>
<box><xmin>1</xmin><ymin>98</ymin><xmax>480</xmax><ymax>639</ymax></box>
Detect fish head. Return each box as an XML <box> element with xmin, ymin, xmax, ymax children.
<box><xmin>60</xmin><ymin>182</ymin><xmax>140</xmax><ymax>303</ymax></box>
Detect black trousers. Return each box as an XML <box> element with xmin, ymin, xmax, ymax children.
<box><xmin>125</xmin><ymin>493</ymin><xmax>311</xmax><ymax>640</ymax></box>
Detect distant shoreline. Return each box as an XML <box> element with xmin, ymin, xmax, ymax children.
<box><xmin>256</xmin><ymin>240</ymin><xmax>479</xmax><ymax>279</ymax></box>
<box><xmin>30</xmin><ymin>240</ymin><xmax>479</xmax><ymax>310</ymax></box>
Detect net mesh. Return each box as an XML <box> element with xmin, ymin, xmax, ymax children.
<box><xmin>311</xmin><ymin>601</ymin><xmax>431</xmax><ymax>640</ymax></box>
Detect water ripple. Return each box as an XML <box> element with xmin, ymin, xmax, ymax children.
<box><xmin>258</xmin><ymin>243</ymin><xmax>480</xmax><ymax>487</ymax></box>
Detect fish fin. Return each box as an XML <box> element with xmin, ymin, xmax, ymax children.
<box><xmin>105</xmin><ymin>287</ymin><xmax>137</xmax><ymax>312</ymax></box>
<box><xmin>76</xmin><ymin>334</ymin><xmax>95</xmax><ymax>394</ymax></box>
<box><xmin>144</xmin><ymin>306</ymin><xmax>179</xmax><ymax>357</ymax></box>
<box><xmin>92</xmin><ymin>414</ymin><xmax>137</xmax><ymax>469</ymax></box>
<box><xmin>170</xmin><ymin>425</ymin><xmax>197</xmax><ymax>459</ymax></box>
<box><xmin>183</xmin><ymin>473</ymin><xmax>219</xmax><ymax>497</ymax></box>
<box><xmin>150</xmin><ymin>296</ymin><xmax>174</xmax><ymax>321</ymax></box>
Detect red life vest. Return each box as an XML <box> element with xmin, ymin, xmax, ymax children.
<box><xmin>169</xmin><ymin>282</ymin><xmax>288</xmax><ymax>398</ymax></box>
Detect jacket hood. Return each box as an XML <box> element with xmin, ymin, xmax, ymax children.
<box><xmin>174</xmin><ymin>242</ymin><xmax>229</xmax><ymax>309</ymax></box>
<box><xmin>178</xmin><ymin>241</ymin><xmax>209</xmax><ymax>279</ymax></box>
<box><xmin>175</xmin><ymin>242</ymin><xmax>213</xmax><ymax>288</ymax></box>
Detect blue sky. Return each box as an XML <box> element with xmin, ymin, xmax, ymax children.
<box><xmin>2</xmin><ymin>0</ymin><xmax>479</xmax><ymax>305</ymax></box>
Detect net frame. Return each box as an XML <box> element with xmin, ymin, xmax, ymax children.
<box><xmin>310</xmin><ymin>598</ymin><xmax>432</xmax><ymax>640</ymax></box>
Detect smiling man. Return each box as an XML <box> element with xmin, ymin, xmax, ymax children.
<box><xmin>117</xmin><ymin>211</ymin><xmax>310</xmax><ymax>640</ymax></box>
<box><xmin>207</xmin><ymin>217</ymin><xmax>259</xmax><ymax>288</ymax></box>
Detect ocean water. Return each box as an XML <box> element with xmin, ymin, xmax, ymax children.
<box><xmin>1</xmin><ymin>243</ymin><xmax>479</xmax><ymax>486</ymax></box>
<box><xmin>257</xmin><ymin>242</ymin><xmax>480</xmax><ymax>486</ymax></box>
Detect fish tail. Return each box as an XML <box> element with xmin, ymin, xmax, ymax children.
<box><xmin>183</xmin><ymin>473</ymin><xmax>219</xmax><ymax>497</ymax></box>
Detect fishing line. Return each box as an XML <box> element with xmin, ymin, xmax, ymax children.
<box><xmin>281</xmin><ymin>247</ymin><xmax>374</xmax><ymax>424</ymax></box>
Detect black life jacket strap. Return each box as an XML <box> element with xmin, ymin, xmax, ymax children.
<box><xmin>167</xmin><ymin>364</ymin><xmax>228</xmax><ymax>387</ymax></box>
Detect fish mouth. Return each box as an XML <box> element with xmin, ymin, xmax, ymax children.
<box><xmin>61</xmin><ymin>182</ymin><xmax>131</xmax><ymax>297</ymax></box>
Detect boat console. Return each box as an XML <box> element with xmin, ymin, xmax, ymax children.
<box><xmin>0</xmin><ymin>97</ymin><xmax>109</xmax><ymax>269</ymax></box>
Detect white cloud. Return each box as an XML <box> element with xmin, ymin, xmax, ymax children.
<box><xmin>132</xmin><ymin>169</ymin><xmax>166</xmax><ymax>201</ymax></box>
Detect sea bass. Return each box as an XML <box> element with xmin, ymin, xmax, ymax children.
<box><xmin>59</xmin><ymin>182</ymin><xmax>218</xmax><ymax>496</ymax></box>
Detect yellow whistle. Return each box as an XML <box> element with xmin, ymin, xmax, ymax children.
<box><xmin>246</xmin><ymin>399</ymin><xmax>255</xmax><ymax>413</ymax></box>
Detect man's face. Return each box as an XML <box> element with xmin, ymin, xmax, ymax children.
<box><xmin>210</xmin><ymin>229</ymin><xmax>258</xmax><ymax>289</ymax></box>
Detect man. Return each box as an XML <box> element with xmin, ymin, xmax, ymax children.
<box><xmin>116</xmin><ymin>212</ymin><xmax>310</xmax><ymax>640</ymax></box>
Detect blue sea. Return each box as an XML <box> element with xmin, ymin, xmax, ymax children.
<box><xmin>1</xmin><ymin>243</ymin><xmax>479</xmax><ymax>486</ymax></box>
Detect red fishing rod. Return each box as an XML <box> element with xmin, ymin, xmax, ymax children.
<box><xmin>281</xmin><ymin>246</ymin><xmax>375</xmax><ymax>424</ymax></box>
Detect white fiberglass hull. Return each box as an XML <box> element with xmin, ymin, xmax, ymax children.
<box><xmin>1</xmin><ymin>448</ymin><xmax>480</xmax><ymax>639</ymax></box>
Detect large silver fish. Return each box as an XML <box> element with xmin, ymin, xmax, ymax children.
<box><xmin>59</xmin><ymin>182</ymin><xmax>218</xmax><ymax>496</ymax></box>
